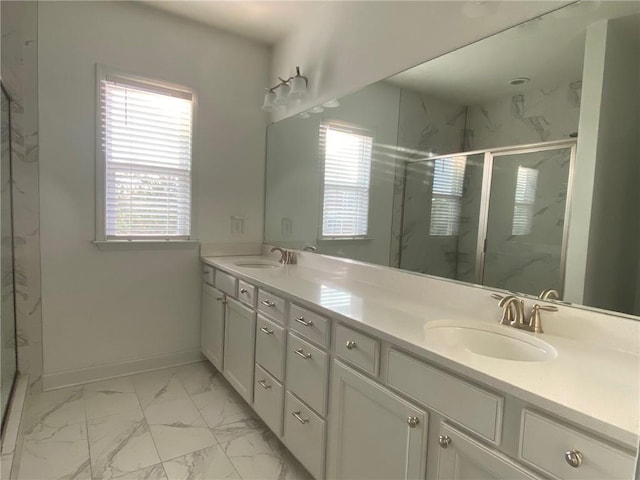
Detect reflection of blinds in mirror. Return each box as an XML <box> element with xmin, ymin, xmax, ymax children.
<box><xmin>512</xmin><ymin>166</ymin><xmax>539</xmax><ymax>235</ymax></box>
<box><xmin>321</xmin><ymin>125</ymin><xmax>373</xmax><ymax>238</ymax></box>
<box><xmin>429</xmin><ymin>157</ymin><xmax>466</xmax><ymax>236</ymax></box>
<box><xmin>102</xmin><ymin>75</ymin><xmax>193</xmax><ymax>239</ymax></box>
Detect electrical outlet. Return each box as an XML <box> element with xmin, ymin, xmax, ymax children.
<box><xmin>231</xmin><ymin>216</ymin><xmax>245</xmax><ymax>235</ymax></box>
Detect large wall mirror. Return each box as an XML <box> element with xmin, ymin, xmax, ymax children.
<box><xmin>264</xmin><ymin>1</ymin><xmax>640</xmax><ymax>318</ymax></box>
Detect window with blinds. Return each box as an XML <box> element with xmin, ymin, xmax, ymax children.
<box><xmin>429</xmin><ymin>156</ymin><xmax>467</xmax><ymax>236</ymax></box>
<box><xmin>320</xmin><ymin>124</ymin><xmax>373</xmax><ymax>238</ymax></box>
<box><xmin>512</xmin><ymin>166</ymin><xmax>538</xmax><ymax>235</ymax></box>
<box><xmin>99</xmin><ymin>70</ymin><xmax>193</xmax><ymax>240</ymax></box>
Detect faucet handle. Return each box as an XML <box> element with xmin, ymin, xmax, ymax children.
<box><xmin>528</xmin><ymin>304</ymin><xmax>558</xmax><ymax>333</ymax></box>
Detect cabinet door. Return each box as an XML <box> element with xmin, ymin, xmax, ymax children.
<box><xmin>437</xmin><ymin>423</ymin><xmax>542</xmax><ymax>480</ymax></box>
<box><xmin>201</xmin><ymin>284</ymin><xmax>225</xmax><ymax>371</ymax></box>
<box><xmin>327</xmin><ymin>361</ymin><xmax>428</xmax><ymax>480</ymax></box>
<box><xmin>223</xmin><ymin>298</ymin><xmax>256</xmax><ymax>404</ymax></box>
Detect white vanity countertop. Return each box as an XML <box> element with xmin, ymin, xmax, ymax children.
<box><xmin>202</xmin><ymin>254</ymin><xmax>640</xmax><ymax>450</ymax></box>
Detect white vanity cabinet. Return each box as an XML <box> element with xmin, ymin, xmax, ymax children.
<box><xmin>436</xmin><ymin>423</ymin><xmax>542</xmax><ymax>480</ymax></box>
<box><xmin>223</xmin><ymin>297</ymin><xmax>257</xmax><ymax>404</ymax></box>
<box><xmin>200</xmin><ymin>283</ymin><xmax>225</xmax><ymax>370</ymax></box>
<box><xmin>327</xmin><ymin>361</ymin><xmax>429</xmax><ymax>480</ymax></box>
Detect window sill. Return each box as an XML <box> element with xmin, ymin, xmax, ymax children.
<box><xmin>319</xmin><ymin>237</ymin><xmax>374</xmax><ymax>242</ymax></box>
<box><xmin>93</xmin><ymin>240</ymin><xmax>200</xmax><ymax>251</ymax></box>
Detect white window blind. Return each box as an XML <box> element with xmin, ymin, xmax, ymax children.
<box><xmin>429</xmin><ymin>156</ymin><xmax>467</xmax><ymax>236</ymax></box>
<box><xmin>100</xmin><ymin>73</ymin><xmax>193</xmax><ymax>240</ymax></box>
<box><xmin>321</xmin><ymin>125</ymin><xmax>373</xmax><ymax>238</ymax></box>
<box><xmin>512</xmin><ymin>166</ymin><xmax>538</xmax><ymax>235</ymax></box>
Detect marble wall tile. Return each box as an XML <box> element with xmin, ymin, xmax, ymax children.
<box><xmin>162</xmin><ymin>446</ymin><xmax>239</xmax><ymax>480</ymax></box>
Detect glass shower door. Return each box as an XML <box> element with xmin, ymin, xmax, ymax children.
<box><xmin>1</xmin><ymin>83</ymin><xmax>17</xmax><ymax>430</ymax></box>
<box><xmin>481</xmin><ymin>145</ymin><xmax>573</xmax><ymax>296</ymax></box>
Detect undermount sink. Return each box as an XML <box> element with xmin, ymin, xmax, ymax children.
<box><xmin>424</xmin><ymin>320</ymin><xmax>557</xmax><ymax>362</ymax></box>
<box><xmin>233</xmin><ymin>260</ymin><xmax>281</xmax><ymax>269</ymax></box>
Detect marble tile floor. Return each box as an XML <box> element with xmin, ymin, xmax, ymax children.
<box><xmin>16</xmin><ymin>362</ymin><xmax>311</xmax><ymax>480</ymax></box>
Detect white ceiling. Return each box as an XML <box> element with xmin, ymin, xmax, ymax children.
<box><xmin>386</xmin><ymin>1</ymin><xmax>640</xmax><ymax>105</ymax></box>
<box><xmin>141</xmin><ymin>1</ymin><xmax>329</xmax><ymax>44</ymax></box>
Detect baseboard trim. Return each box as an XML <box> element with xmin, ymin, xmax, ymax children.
<box><xmin>42</xmin><ymin>349</ymin><xmax>204</xmax><ymax>391</ymax></box>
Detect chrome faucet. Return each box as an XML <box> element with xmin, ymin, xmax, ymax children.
<box><xmin>270</xmin><ymin>247</ymin><xmax>296</xmax><ymax>265</ymax></box>
<box><xmin>538</xmin><ymin>288</ymin><xmax>560</xmax><ymax>300</ymax></box>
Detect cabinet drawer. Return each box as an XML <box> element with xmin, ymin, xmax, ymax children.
<box><xmin>238</xmin><ymin>280</ymin><xmax>256</xmax><ymax>307</ymax></box>
<box><xmin>519</xmin><ymin>410</ymin><xmax>635</xmax><ymax>480</ymax></box>
<box><xmin>257</xmin><ymin>289</ymin><xmax>286</xmax><ymax>324</ymax></box>
<box><xmin>215</xmin><ymin>270</ymin><xmax>237</xmax><ymax>296</ymax></box>
<box><xmin>289</xmin><ymin>304</ymin><xmax>330</xmax><ymax>348</ymax></box>
<box><xmin>202</xmin><ymin>264</ymin><xmax>214</xmax><ymax>286</ymax></box>
<box><xmin>334</xmin><ymin>324</ymin><xmax>379</xmax><ymax>376</ymax></box>
<box><xmin>253</xmin><ymin>364</ymin><xmax>284</xmax><ymax>437</ymax></box>
<box><xmin>256</xmin><ymin>315</ymin><xmax>286</xmax><ymax>381</ymax></box>
<box><xmin>387</xmin><ymin>349</ymin><xmax>503</xmax><ymax>444</ymax></box>
<box><xmin>284</xmin><ymin>391</ymin><xmax>326</xmax><ymax>480</ymax></box>
<box><xmin>286</xmin><ymin>334</ymin><xmax>328</xmax><ymax>416</ymax></box>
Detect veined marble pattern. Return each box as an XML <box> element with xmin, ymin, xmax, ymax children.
<box><xmin>16</xmin><ymin>362</ymin><xmax>311</xmax><ymax>480</ymax></box>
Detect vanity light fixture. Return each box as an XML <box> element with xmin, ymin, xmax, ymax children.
<box><xmin>261</xmin><ymin>66</ymin><xmax>309</xmax><ymax>111</ymax></box>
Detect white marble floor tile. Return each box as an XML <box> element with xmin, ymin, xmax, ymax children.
<box><xmin>23</xmin><ymin>387</ymin><xmax>85</xmax><ymax>434</ymax></box>
<box><xmin>132</xmin><ymin>369</ymin><xmax>189</xmax><ymax>410</ymax></box>
<box><xmin>162</xmin><ymin>445</ymin><xmax>239</xmax><ymax>480</ymax></box>
<box><xmin>88</xmin><ymin>408</ymin><xmax>160</xmax><ymax>480</ymax></box>
<box><xmin>144</xmin><ymin>396</ymin><xmax>216</xmax><ymax>462</ymax></box>
<box><xmin>190</xmin><ymin>381</ymin><xmax>255</xmax><ymax>430</ymax></box>
<box><xmin>171</xmin><ymin>362</ymin><xmax>220</xmax><ymax>397</ymax></box>
<box><xmin>84</xmin><ymin>377</ymin><xmax>142</xmax><ymax>421</ymax></box>
<box><xmin>211</xmin><ymin>416</ymin><xmax>268</xmax><ymax>445</ymax></box>
<box><xmin>113</xmin><ymin>464</ymin><xmax>168</xmax><ymax>480</ymax></box>
<box><xmin>19</xmin><ymin>423</ymin><xmax>92</xmax><ymax>480</ymax></box>
<box><xmin>221</xmin><ymin>430</ymin><xmax>311</xmax><ymax>480</ymax></box>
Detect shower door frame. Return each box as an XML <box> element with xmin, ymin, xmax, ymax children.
<box><xmin>1</xmin><ymin>81</ymin><xmax>19</xmax><ymax>438</ymax></box>
<box><xmin>399</xmin><ymin>138</ymin><xmax>577</xmax><ymax>294</ymax></box>
<box><xmin>474</xmin><ymin>140</ymin><xmax>577</xmax><ymax>294</ymax></box>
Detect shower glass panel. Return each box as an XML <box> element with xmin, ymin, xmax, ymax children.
<box><xmin>400</xmin><ymin>153</ymin><xmax>485</xmax><ymax>281</ymax></box>
<box><xmin>482</xmin><ymin>147</ymin><xmax>572</xmax><ymax>296</ymax></box>
<box><xmin>1</xmin><ymin>83</ymin><xmax>17</xmax><ymax>430</ymax></box>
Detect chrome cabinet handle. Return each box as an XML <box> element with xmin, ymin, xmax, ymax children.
<box><xmin>260</xmin><ymin>326</ymin><xmax>274</xmax><ymax>335</ymax></box>
<box><xmin>294</xmin><ymin>316</ymin><xmax>313</xmax><ymax>327</ymax></box>
<box><xmin>565</xmin><ymin>450</ymin><xmax>583</xmax><ymax>468</ymax></box>
<box><xmin>438</xmin><ymin>435</ymin><xmax>451</xmax><ymax>448</ymax></box>
<box><xmin>294</xmin><ymin>348</ymin><xmax>311</xmax><ymax>359</ymax></box>
<box><xmin>346</xmin><ymin>340</ymin><xmax>357</xmax><ymax>350</ymax></box>
<box><xmin>240</xmin><ymin>288</ymin><xmax>248</xmax><ymax>294</ymax></box>
<box><xmin>258</xmin><ymin>379</ymin><xmax>271</xmax><ymax>390</ymax></box>
<box><xmin>261</xmin><ymin>300</ymin><xmax>276</xmax><ymax>307</ymax></box>
<box><xmin>216</xmin><ymin>297</ymin><xmax>228</xmax><ymax>305</ymax></box>
<box><xmin>407</xmin><ymin>416</ymin><xmax>419</xmax><ymax>428</ymax></box>
<box><xmin>291</xmin><ymin>411</ymin><xmax>309</xmax><ymax>424</ymax></box>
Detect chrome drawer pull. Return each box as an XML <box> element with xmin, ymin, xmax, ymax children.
<box><xmin>261</xmin><ymin>300</ymin><xmax>276</xmax><ymax>307</ymax></box>
<box><xmin>260</xmin><ymin>326</ymin><xmax>274</xmax><ymax>335</ymax></box>
<box><xmin>258</xmin><ymin>379</ymin><xmax>271</xmax><ymax>390</ymax></box>
<box><xmin>294</xmin><ymin>316</ymin><xmax>313</xmax><ymax>327</ymax></box>
<box><xmin>294</xmin><ymin>348</ymin><xmax>311</xmax><ymax>359</ymax></box>
<box><xmin>565</xmin><ymin>450</ymin><xmax>583</xmax><ymax>468</ymax></box>
<box><xmin>240</xmin><ymin>288</ymin><xmax>248</xmax><ymax>294</ymax></box>
<box><xmin>346</xmin><ymin>340</ymin><xmax>357</xmax><ymax>350</ymax></box>
<box><xmin>407</xmin><ymin>416</ymin><xmax>419</xmax><ymax>428</ymax></box>
<box><xmin>216</xmin><ymin>297</ymin><xmax>228</xmax><ymax>305</ymax></box>
<box><xmin>438</xmin><ymin>435</ymin><xmax>451</xmax><ymax>448</ymax></box>
<box><xmin>291</xmin><ymin>411</ymin><xmax>309</xmax><ymax>424</ymax></box>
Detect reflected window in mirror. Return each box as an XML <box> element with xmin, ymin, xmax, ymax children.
<box><xmin>320</xmin><ymin>124</ymin><xmax>373</xmax><ymax>239</ymax></box>
<box><xmin>512</xmin><ymin>166</ymin><xmax>539</xmax><ymax>236</ymax></box>
<box><xmin>429</xmin><ymin>156</ymin><xmax>467</xmax><ymax>236</ymax></box>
